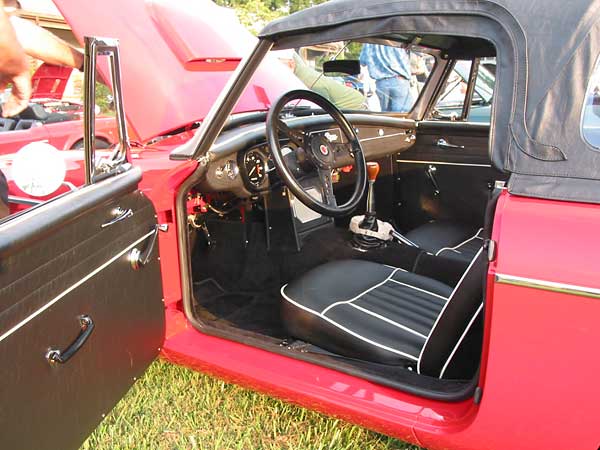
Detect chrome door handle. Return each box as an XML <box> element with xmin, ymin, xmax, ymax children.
<box><xmin>101</xmin><ymin>206</ymin><xmax>133</xmax><ymax>228</ymax></box>
<box><xmin>437</xmin><ymin>138</ymin><xmax>465</xmax><ymax>150</ymax></box>
<box><xmin>46</xmin><ymin>315</ymin><xmax>94</xmax><ymax>365</ymax></box>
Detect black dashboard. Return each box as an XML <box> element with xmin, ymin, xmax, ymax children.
<box><xmin>197</xmin><ymin>113</ymin><xmax>417</xmax><ymax>199</ymax></box>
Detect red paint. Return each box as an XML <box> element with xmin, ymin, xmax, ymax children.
<box><xmin>54</xmin><ymin>0</ymin><xmax>302</xmax><ymax>142</ymax></box>
<box><xmin>160</xmin><ymin>191</ymin><xmax>600</xmax><ymax>450</ymax></box>
<box><xmin>0</xmin><ymin>116</ymin><xmax>119</xmax><ymax>155</ymax></box>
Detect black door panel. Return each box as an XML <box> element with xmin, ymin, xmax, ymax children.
<box><xmin>395</xmin><ymin>121</ymin><xmax>507</xmax><ymax>231</ymax></box>
<box><xmin>0</xmin><ymin>168</ymin><xmax>165</xmax><ymax>450</ymax></box>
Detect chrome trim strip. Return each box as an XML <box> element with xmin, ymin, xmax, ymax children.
<box><xmin>0</xmin><ymin>229</ymin><xmax>156</xmax><ymax>343</ymax></box>
<box><xmin>495</xmin><ymin>273</ymin><xmax>600</xmax><ymax>300</ymax></box>
<box><xmin>7</xmin><ymin>195</ymin><xmax>43</xmax><ymax>206</ymax></box>
<box><xmin>361</xmin><ymin>131</ymin><xmax>409</xmax><ymax>142</ymax></box>
<box><xmin>396</xmin><ymin>159</ymin><xmax>492</xmax><ymax>168</ymax></box>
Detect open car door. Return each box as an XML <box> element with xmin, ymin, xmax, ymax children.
<box><xmin>0</xmin><ymin>38</ymin><xmax>164</xmax><ymax>450</ymax></box>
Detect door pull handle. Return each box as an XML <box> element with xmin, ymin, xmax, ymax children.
<box><xmin>101</xmin><ymin>206</ymin><xmax>133</xmax><ymax>228</ymax></box>
<box><xmin>426</xmin><ymin>165</ymin><xmax>441</xmax><ymax>196</ymax></box>
<box><xmin>437</xmin><ymin>138</ymin><xmax>465</xmax><ymax>150</ymax></box>
<box><xmin>46</xmin><ymin>315</ymin><xmax>94</xmax><ymax>365</ymax></box>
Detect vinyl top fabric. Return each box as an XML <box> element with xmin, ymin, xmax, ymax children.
<box><xmin>260</xmin><ymin>0</ymin><xmax>600</xmax><ymax>203</ymax></box>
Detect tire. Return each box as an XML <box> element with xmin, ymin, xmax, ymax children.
<box><xmin>70</xmin><ymin>138</ymin><xmax>111</xmax><ymax>150</ymax></box>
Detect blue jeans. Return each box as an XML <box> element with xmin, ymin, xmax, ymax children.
<box><xmin>375</xmin><ymin>77</ymin><xmax>414</xmax><ymax>112</ymax></box>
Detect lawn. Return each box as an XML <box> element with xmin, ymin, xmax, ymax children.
<box><xmin>82</xmin><ymin>359</ymin><xmax>423</xmax><ymax>450</ymax></box>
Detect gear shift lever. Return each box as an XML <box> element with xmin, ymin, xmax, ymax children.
<box><xmin>359</xmin><ymin>162</ymin><xmax>380</xmax><ymax>230</ymax></box>
<box><xmin>351</xmin><ymin>162</ymin><xmax>388</xmax><ymax>250</ymax></box>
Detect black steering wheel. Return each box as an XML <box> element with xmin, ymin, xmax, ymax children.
<box><xmin>266</xmin><ymin>89</ymin><xmax>367</xmax><ymax>217</ymax></box>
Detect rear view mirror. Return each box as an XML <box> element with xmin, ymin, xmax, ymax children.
<box><xmin>323</xmin><ymin>60</ymin><xmax>361</xmax><ymax>76</ymax></box>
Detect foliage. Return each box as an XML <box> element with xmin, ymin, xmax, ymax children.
<box><xmin>83</xmin><ymin>359</ymin><xmax>423</xmax><ymax>450</ymax></box>
<box><xmin>214</xmin><ymin>0</ymin><xmax>329</xmax><ymax>34</ymax></box>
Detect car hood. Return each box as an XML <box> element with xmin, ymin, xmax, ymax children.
<box><xmin>53</xmin><ymin>0</ymin><xmax>302</xmax><ymax>142</ymax></box>
<box><xmin>30</xmin><ymin>63</ymin><xmax>73</xmax><ymax>100</ymax></box>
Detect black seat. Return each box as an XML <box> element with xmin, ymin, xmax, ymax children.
<box><xmin>0</xmin><ymin>118</ymin><xmax>16</xmax><ymax>131</ymax></box>
<box><xmin>405</xmin><ymin>220</ymin><xmax>484</xmax><ymax>262</ymax></box>
<box><xmin>281</xmin><ymin>249</ymin><xmax>485</xmax><ymax>378</ymax></box>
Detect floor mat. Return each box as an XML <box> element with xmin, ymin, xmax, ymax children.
<box><xmin>193</xmin><ymin>283</ymin><xmax>286</xmax><ymax>338</ymax></box>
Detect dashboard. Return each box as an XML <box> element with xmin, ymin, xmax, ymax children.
<box><xmin>198</xmin><ymin>114</ymin><xmax>417</xmax><ymax>199</ymax></box>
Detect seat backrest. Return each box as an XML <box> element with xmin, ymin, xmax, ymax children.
<box><xmin>17</xmin><ymin>104</ymin><xmax>49</xmax><ymax>122</ymax></box>
<box><xmin>0</xmin><ymin>118</ymin><xmax>16</xmax><ymax>131</ymax></box>
<box><xmin>14</xmin><ymin>120</ymin><xmax>40</xmax><ymax>131</ymax></box>
<box><xmin>417</xmin><ymin>247</ymin><xmax>485</xmax><ymax>377</ymax></box>
<box><xmin>417</xmin><ymin>186</ymin><xmax>502</xmax><ymax>378</ymax></box>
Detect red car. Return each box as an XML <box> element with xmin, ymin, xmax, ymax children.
<box><xmin>0</xmin><ymin>63</ymin><xmax>122</xmax><ymax>154</ymax></box>
<box><xmin>1</xmin><ymin>1</ymin><xmax>598</xmax><ymax>450</ymax></box>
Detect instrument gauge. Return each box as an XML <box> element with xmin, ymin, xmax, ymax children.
<box><xmin>244</xmin><ymin>149</ymin><xmax>267</xmax><ymax>188</ymax></box>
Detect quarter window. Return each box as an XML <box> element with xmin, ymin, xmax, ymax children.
<box><xmin>581</xmin><ymin>58</ymin><xmax>600</xmax><ymax>148</ymax></box>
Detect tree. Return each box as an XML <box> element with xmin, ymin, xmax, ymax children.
<box><xmin>213</xmin><ymin>0</ymin><xmax>329</xmax><ymax>34</ymax></box>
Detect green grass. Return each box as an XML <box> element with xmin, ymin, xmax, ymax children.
<box><xmin>82</xmin><ymin>359</ymin><xmax>423</xmax><ymax>450</ymax></box>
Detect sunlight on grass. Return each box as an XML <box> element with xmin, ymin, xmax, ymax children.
<box><xmin>82</xmin><ymin>360</ymin><xmax>422</xmax><ymax>450</ymax></box>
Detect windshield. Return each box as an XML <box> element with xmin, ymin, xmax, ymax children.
<box><xmin>233</xmin><ymin>40</ymin><xmax>435</xmax><ymax>118</ymax></box>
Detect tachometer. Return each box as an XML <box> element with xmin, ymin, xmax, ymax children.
<box><xmin>244</xmin><ymin>149</ymin><xmax>268</xmax><ymax>188</ymax></box>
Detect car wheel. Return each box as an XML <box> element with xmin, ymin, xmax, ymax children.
<box><xmin>70</xmin><ymin>138</ymin><xmax>111</xmax><ymax>150</ymax></box>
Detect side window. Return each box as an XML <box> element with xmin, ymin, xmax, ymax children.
<box><xmin>0</xmin><ymin>38</ymin><xmax>124</xmax><ymax>223</ymax></box>
<box><xmin>581</xmin><ymin>58</ymin><xmax>600</xmax><ymax>149</ymax></box>
<box><xmin>432</xmin><ymin>58</ymin><xmax>495</xmax><ymax>122</ymax></box>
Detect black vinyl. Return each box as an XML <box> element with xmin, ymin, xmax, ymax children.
<box><xmin>0</xmin><ymin>168</ymin><xmax>165</xmax><ymax>450</ymax></box>
<box><xmin>406</xmin><ymin>221</ymin><xmax>484</xmax><ymax>263</ymax></box>
<box><xmin>282</xmin><ymin>259</ymin><xmax>453</xmax><ymax>366</ymax></box>
<box><xmin>0</xmin><ymin>118</ymin><xmax>16</xmax><ymax>131</ymax></box>
<box><xmin>281</xmin><ymin>250</ymin><xmax>484</xmax><ymax>377</ymax></box>
<box><xmin>405</xmin><ymin>220</ymin><xmax>476</xmax><ymax>253</ymax></box>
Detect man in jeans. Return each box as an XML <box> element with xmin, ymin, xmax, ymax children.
<box><xmin>359</xmin><ymin>43</ymin><xmax>415</xmax><ymax>112</ymax></box>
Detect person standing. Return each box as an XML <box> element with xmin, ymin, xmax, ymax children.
<box><xmin>359</xmin><ymin>43</ymin><xmax>415</xmax><ymax>112</ymax></box>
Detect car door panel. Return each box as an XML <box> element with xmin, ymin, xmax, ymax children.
<box><xmin>395</xmin><ymin>121</ymin><xmax>507</xmax><ymax>231</ymax></box>
<box><xmin>0</xmin><ymin>167</ymin><xmax>164</xmax><ymax>450</ymax></box>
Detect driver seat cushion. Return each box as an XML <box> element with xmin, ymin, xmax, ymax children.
<box><xmin>281</xmin><ymin>249</ymin><xmax>485</xmax><ymax>377</ymax></box>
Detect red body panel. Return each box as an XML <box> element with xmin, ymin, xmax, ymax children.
<box><xmin>161</xmin><ymin>191</ymin><xmax>600</xmax><ymax>450</ymax></box>
<box><xmin>54</xmin><ymin>0</ymin><xmax>303</xmax><ymax>142</ymax></box>
<box><xmin>0</xmin><ymin>116</ymin><xmax>118</xmax><ymax>154</ymax></box>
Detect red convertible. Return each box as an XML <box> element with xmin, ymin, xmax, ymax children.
<box><xmin>1</xmin><ymin>1</ymin><xmax>598</xmax><ymax>450</ymax></box>
<box><xmin>0</xmin><ymin>63</ymin><xmax>121</xmax><ymax>154</ymax></box>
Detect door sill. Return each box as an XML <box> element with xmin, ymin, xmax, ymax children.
<box><xmin>182</xmin><ymin>309</ymin><xmax>479</xmax><ymax>402</ymax></box>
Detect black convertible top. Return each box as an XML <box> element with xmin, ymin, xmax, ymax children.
<box><xmin>261</xmin><ymin>0</ymin><xmax>600</xmax><ymax>203</ymax></box>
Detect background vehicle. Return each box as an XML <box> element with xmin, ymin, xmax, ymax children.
<box><xmin>0</xmin><ymin>63</ymin><xmax>119</xmax><ymax>154</ymax></box>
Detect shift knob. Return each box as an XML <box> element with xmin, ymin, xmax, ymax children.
<box><xmin>367</xmin><ymin>162</ymin><xmax>380</xmax><ymax>182</ymax></box>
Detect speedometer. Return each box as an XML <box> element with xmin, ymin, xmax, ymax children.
<box><xmin>244</xmin><ymin>149</ymin><xmax>267</xmax><ymax>188</ymax></box>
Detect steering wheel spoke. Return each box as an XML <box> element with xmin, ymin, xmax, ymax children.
<box><xmin>267</xmin><ymin>89</ymin><xmax>366</xmax><ymax>218</ymax></box>
<box><xmin>277</xmin><ymin>118</ymin><xmax>305</xmax><ymax>147</ymax></box>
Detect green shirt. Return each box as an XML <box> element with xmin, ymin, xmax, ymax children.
<box><xmin>293</xmin><ymin>54</ymin><xmax>366</xmax><ymax>111</ymax></box>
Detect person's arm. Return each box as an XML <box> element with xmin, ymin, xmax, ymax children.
<box><xmin>0</xmin><ymin>4</ymin><xmax>26</xmax><ymax>75</ymax></box>
<box><xmin>9</xmin><ymin>15</ymin><xmax>83</xmax><ymax>69</ymax></box>
<box><xmin>0</xmin><ymin>2</ymin><xmax>30</xmax><ymax>117</ymax></box>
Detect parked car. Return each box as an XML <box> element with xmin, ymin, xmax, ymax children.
<box><xmin>1</xmin><ymin>1</ymin><xmax>599</xmax><ymax>450</ymax></box>
<box><xmin>434</xmin><ymin>59</ymin><xmax>495</xmax><ymax>122</ymax></box>
<box><xmin>0</xmin><ymin>63</ymin><xmax>121</xmax><ymax>154</ymax></box>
